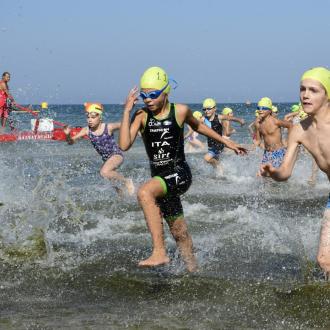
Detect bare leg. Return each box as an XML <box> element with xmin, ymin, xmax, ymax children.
<box><xmin>308</xmin><ymin>158</ymin><xmax>318</xmax><ymax>186</ymax></box>
<box><xmin>190</xmin><ymin>139</ymin><xmax>206</xmax><ymax>150</ymax></box>
<box><xmin>168</xmin><ymin>217</ymin><xmax>197</xmax><ymax>272</ymax></box>
<box><xmin>137</xmin><ymin>178</ymin><xmax>170</xmax><ymax>267</ymax></box>
<box><xmin>100</xmin><ymin>154</ymin><xmax>135</xmax><ymax>195</ymax></box>
<box><xmin>317</xmin><ymin>209</ymin><xmax>330</xmax><ymax>278</ymax></box>
<box><xmin>204</xmin><ymin>153</ymin><xmax>223</xmax><ymax>176</ymax></box>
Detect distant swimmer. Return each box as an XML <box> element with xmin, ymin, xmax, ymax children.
<box><xmin>254</xmin><ymin>97</ymin><xmax>292</xmax><ymax>176</ymax></box>
<box><xmin>0</xmin><ymin>72</ymin><xmax>15</xmax><ymax>129</ymax></box>
<box><xmin>119</xmin><ymin>67</ymin><xmax>247</xmax><ymax>271</ymax></box>
<box><xmin>284</xmin><ymin>103</ymin><xmax>308</xmax><ymax>124</ymax></box>
<box><xmin>202</xmin><ymin>98</ymin><xmax>245</xmax><ymax>175</ymax></box>
<box><xmin>284</xmin><ymin>103</ymin><xmax>318</xmax><ymax>185</ymax></box>
<box><xmin>248</xmin><ymin>110</ymin><xmax>264</xmax><ymax>149</ymax></box>
<box><xmin>63</xmin><ymin>103</ymin><xmax>134</xmax><ymax>195</ymax></box>
<box><xmin>260</xmin><ymin>67</ymin><xmax>330</xmax><ymax>278</ymax></box>
<box><xmin>184</xmin><ymin>111</ymin><xmax>206</xmax><ymax>152</ymax></box>
<box><xmin>221</xmin><ymin>107</ymin><xmax>244</xmax><ymax>138</ymax></box>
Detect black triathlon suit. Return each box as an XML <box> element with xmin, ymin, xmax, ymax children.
<box><xmin>141</xmin><ymin>103</ymin><xmax>192</xmax><ymax>221</ymax></box>
<box><xmin>205</xmin><ymin>116</ymin><xmax>225</xmax><ymax>160</ymax></box>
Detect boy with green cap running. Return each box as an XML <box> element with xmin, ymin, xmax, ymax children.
<box><xmin>119</xmin><ymin>66</ymin><xmax>247</xmax><ymax>271</ymax></box>
<box><xmin>255</xmin><ymin>97</ymin><xmax>292</xmax><ymax>176</ymax></box>
<box><xmin>260</xmin><ymin>67</ymin><xmax>330</xmax><ymax>277</ymax></box>
<box><xmin>202</xmin><ymin>99</ymin><xmax>245</xmax><ymax>175</ymax></box>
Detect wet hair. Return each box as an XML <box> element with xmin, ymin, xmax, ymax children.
<box><xmin>2</xmin><ymin>72</ymin><xmax>10</xmax><ymax>78</ymax></box>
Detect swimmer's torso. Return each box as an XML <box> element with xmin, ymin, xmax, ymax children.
<box><xmin>88</xmin><ymin>123</ymin><xmax>123</xmax><ymax>161</ymax></box>
<box><xmin>298</xmin><ymin>119</ymin><xmax>330</xmax><ymax>177</ymax></box>
<box><xmin>205</xmin><ymin>116</ymin><xmax>224</xmax><ymax>151</ymax></box>
<box><xmin>257</xmin><ymin>115</ymin><xmax>284</xmax><ymax>151</ymax></box>
<box><xmin>141</xmin><ymin>103</ymin><xmax>186</xmax><ymax>175</ymax></box>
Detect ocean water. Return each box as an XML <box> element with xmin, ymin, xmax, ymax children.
<box><xmin>0</xmin><ymin>103</ymin><xmax>330</xmax><ymax>329</ymax></box>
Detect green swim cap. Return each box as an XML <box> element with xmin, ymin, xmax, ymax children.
<box><xmin>193</xmin><ymin>111</ymin><xmax>203</xmax><ymax>119</ymax></box>
<box><xmin>301</xmin><ymin>67</ymin><xmax>330</xmax><ymax>99</ymax></box>
<box><xmin>203</xmin><ymin>98</ymin><xmax>216</xmax><ymax>109</ymax></box>
<box><xmin>257</xmin><ymin>97</ymin><xmax>273</xmax><ymax>110</ymax></box>
<box><xmin>222</xmin><ymin>107</ymin><xmax>233</xmax><ymax>115</ymax></box>
<box><xmin>299</xmin><ymin>110</ymin><xmax>308</xmax><ymax>120</ymax></box>
<box><xmin>272</xmin><ymin>105</ymin><xmax>278</xmax><ymax>113</ymax></box>
<box><xmin>140</xmin><ymin>66</ymin><xmax>171</xmax><ymax>94</ymax></box>
<box><xmin>291</xmin><ymin>104</ymin><xmax>300</xmax><ymax>112</ymax></box>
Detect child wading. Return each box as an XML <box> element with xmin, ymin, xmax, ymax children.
<box><xmin>119</xmin><ymin>67</ymin><xmax>247</xmax><ymax>271</ymax></box>
<box><xmin>64</xmin><ymin>103</ymin><xmax>134</xmax><ymax>195</ymax></box>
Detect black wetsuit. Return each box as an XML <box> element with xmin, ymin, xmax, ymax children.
<box><xmin>205</xmin><ymin>116</ymin><xmax>224</xmax><ymax>159</ymax></box>
<box><xmin>141</xmin><ymin>103</ymin><xmax>192</xmax><ymax>221</ymax></box>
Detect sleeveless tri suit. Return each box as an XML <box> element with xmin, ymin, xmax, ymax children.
<box><xmin>204</xmin><ymin>116</ymin><xmax>225</xmax><ymax>159</ymax></box>
<box><xmin>141</xmin><ymin>103</ymin><xmax>192</xmax><ymax>221</ymax></box>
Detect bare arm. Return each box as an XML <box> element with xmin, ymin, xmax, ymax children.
<box><xmin>63</xmin><ymin>126</ymin><xmax>88</xmax><ymax>145</ymax></box>
<box><xmin>108</xmin><ymin>122</ymin><xmax>121</xmax><ymax>134</ymax></box>
<box><xmin>184</xmin><ymin>125</ymin><xmax>194</xmax><ymax>139</ymax></box>
<box><xmin>260</xmin><ymin>125</ymin><xmax>301</xmax><ymax>180</ymax></box>
<box><xmin>284</xmin><ymin>113</ymin><xmax>296</xmax><ymax>121</ymax></box>
<box><xmin>119</xmin><ymin>87</ymin><xmax>143</xmax><ymax>151</ymax></box>
<box><xmin>276</xmin><ymin>118</ymin><xmax>292</xmax><ymax>130</ymax></box>
<box><xmin>254</xmin><ymin>121</ymin><xmax>263</xmax><ymax>147</ymax></box>
<box><xmin>219</xmin><ymin>114</ymin><xmax>245</xmax><ymax>126</ymax></box>
<box><xmin>248</xmin><ymin>121</ymin><xmax>256</xmax><ymax>135</ymax></box>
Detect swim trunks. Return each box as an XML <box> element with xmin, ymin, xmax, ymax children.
<box><xmin>261</xmin><ymin>147</ymin><xmax>286</xmax><ymax>168</ymax></box>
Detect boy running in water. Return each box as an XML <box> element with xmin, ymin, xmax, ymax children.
<box><xmin>119</xmin><ymin>67</ymin><xmax>247</xmax><ymax>271</ymax></box>
<box><xmin>202</xmin><ymin>98</ymin><xmax>245</xmax><ymax>175</ymax></box>
<box><xmin>255</xmin><ymin>97</ymin><xmax>292</xmax><ymax>176</ymax></box>
<box><xmin>64</xmin><ymin>103</ymin><xmax>134</xmax><ymax>195</ymax></box>
<box><xmin>260</xmin><ymin>67</ymin><xmax>330</xmax><ymax>277</ymax></box>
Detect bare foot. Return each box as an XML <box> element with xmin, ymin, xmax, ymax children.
<box><xmin>138</xmin><ymin>254</ymin><xmax>170</xmax><ymax>267</ymax></box>
<box><xmin>186</xmin><ymin>260</ymin><xmax>198</xmax><ymax>273</ymax></box>
<box><xmin>307</xmin><ymin>177</ymin><xmax>316</xmax><ymax>186</ymax></box>
<box><xmin>125</xmin><ymin>178</ymin><xmax>135</xmax><ymax>196</ymax></box>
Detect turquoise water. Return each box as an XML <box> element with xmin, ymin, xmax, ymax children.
<box><xmin>1</xmin><ymin>104</ymin><xmax>330</xmax><ymax>329</ymax></box>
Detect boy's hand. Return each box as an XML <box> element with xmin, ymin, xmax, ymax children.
<box><xmin>232</xmin><ymin>145</ymin><xmax>248</xmax><ymax>155</ymax></box>
<box><xmin>124</xmin><ymin>86</ymin><xmax>139</xmax><ymax>112</ymax></box>
<box><xmin>260</xmin><ymin>163</ymin><xmax>275</xmax><ymax>176</ymax></box>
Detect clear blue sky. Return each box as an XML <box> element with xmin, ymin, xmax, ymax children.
<box><xmin>1</xmin><ymin>0</ymin><xmax>329</xmax><ymax>104</ymax></box>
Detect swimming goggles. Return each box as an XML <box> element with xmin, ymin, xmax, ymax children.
<box><xmin>140</xmin><ymin>83</ymin><xmax>169</xmax><ymax>100</ymax></box>
<box><xmin>203</xmin><ymin>107</ymin><xmax>215</xmax><ymax>112</ymax></box>
<box><xmin>257</xmin><ymin>106</ymin><xmax>272</xmax><ymax>111</ymax></box>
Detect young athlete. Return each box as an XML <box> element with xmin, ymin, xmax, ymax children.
<box><xmin>119</xmin><ymin>67</ymin><xmax>247</xmax><ymax>271</ymax></box>
<box><xmin>255</xmin><ymin>97</ymin><xmax>292</xmax><ymax>176</ymax></box>
<box><xmin>221</xmin><ymin>107</ymin><xmax>244</xmax><ymax>138</ymax></box>
<box><xmin>64</xmin><ymin>103</ymin><xmax>134</xmax><ymax>195</ymax></box>
<box><xmin>202</xmin><ymin>99</ymin><xmax>245</xmax><ymax>175</ymax></box>
<box><xmin>260</xmin><ymin>67</ymin><xmax>330</xmax><ymax>277</ymax></box>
